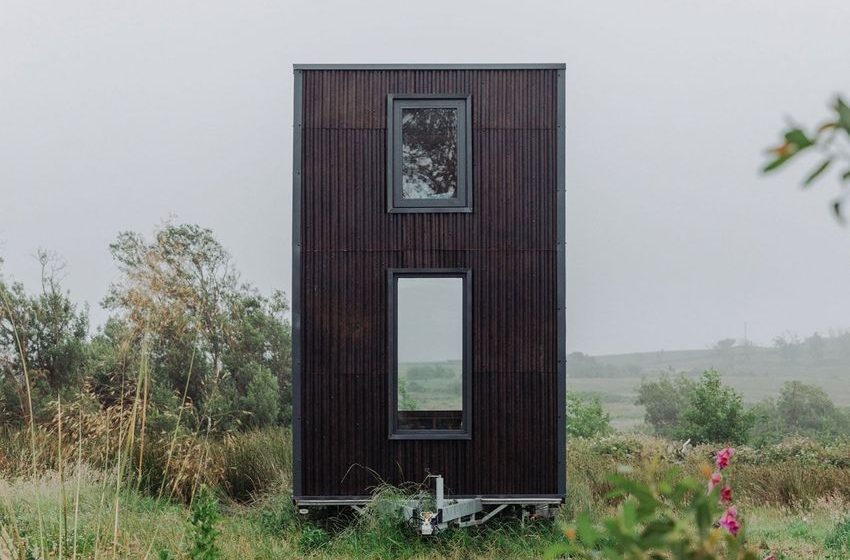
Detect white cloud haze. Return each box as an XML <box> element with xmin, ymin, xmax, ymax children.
<box><xmin>2</xmin><ymin>0</ymin><xmax>850</xmax><ymax>355</ymax></box>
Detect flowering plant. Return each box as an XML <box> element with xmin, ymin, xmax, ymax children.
<box><xmin>547</xmin><ymin>447</ymin><xmax>775</xmax><ymax>559</ymax></box>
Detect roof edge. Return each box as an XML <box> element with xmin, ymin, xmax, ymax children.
<box><xmin>293</xmin><ymin>63</ymin><xmax>565</xmax><ymax>71</ymax></box>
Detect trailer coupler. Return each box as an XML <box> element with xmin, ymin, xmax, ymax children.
<box><xmin>401</xmin><ymin>475</ymin><xmax>513</xmax><ymax>535</ymax></box>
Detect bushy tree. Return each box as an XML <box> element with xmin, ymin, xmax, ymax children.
<box><xmin>0</xmin><ymin>225</ymin><xmax>291</xmax><ymax>433</ymax></box>
<box><xmin>86</xmin><ymin>317</ymin><xmax>137</xmax><ymax>406</ymax></box>
<box><xmin>777</xmin><ymin>381</ymin><xmax>849</xmax><ymax>437</ymax></box>
<box><xmin>746</xmin><ymin>399</ymin><xmax>785</xmax><ymax>446</ymax></box>
<box><xmin>104</xmin><ymin>223</ymin><xmax>292</xmax><ymax>432</ymax></box>
<box><xmin>677</xmin><ymin>370</ymin><xmax>753</xmax><ymax>444</ymax></box>
<box><xmin>636</xmin><ymin>373</ymin><xmax>695</xmax><ymax>438</ymax></box>
<box><xmin>806</xmin><ymin>332</ymin><xmax>825</xmax><ymax>362</ymax></box>
<box><xmin>566</xmin><ymin>392</ymin><xmax>613</xmax><ymax>439</ymax></box>
<box><xmin>772</xmin><ymin>332</ymin><xmax>801</xmax><ymax>364</ymax></box>
<box><xmin>223</xmin><ymin>290</ymin><xmax>292</xmax><ymax>424</ymax></box>
<box><xmin>749</xmin><ymin>381</ymin><xmax>850</xmax><ymax>444</ymax></box>
<box><xmin>239</xmin><ymin>363</ymin><xmax>280</xmax><ymax>428</ymax></box>
<box><xmin>0</xmin><ymin>252</ymin><xmax>89</xmax><ymax>424</ymax></box>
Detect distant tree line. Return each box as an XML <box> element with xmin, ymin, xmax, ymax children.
<box><xmin>569</xmin><ymin>366</ymin><xmax>850</xmax><ymax>444</ymax></box>
<box><xmin>637</xmin><ymin>371</ymin><xmax>850</xmax><ymax>445</ymax></box>
<box><xmin>0</xmin><ymin>223</ymin><xmax>291</xmax><ymax>434</ymax></box>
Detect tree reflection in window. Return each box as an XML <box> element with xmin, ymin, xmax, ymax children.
<box><xmin>401</xmin><ymin>108</ymin><xmax>458</xmax><ymax>199</ymax></box>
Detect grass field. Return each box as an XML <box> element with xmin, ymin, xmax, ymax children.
<box><xmin>398</xmin><ymin>360</ymin><xmax>463</xmax><ymax>411</ymax></box>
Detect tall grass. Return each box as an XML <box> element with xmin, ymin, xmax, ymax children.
<box><xmin>0</xmin><ymin>293</ymin><xmax>235</xmax><ymax>558</ymax></box>
<box><xmin>3</xmin><ymin>427</ymin><xmax>850</xmax><ymax>558</ymax></box>
<box><xmin>566</xmin><ymin>434</ymin><xmax>850</xmax><ymax>513</ymax></box>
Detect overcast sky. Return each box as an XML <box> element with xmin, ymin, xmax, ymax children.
<box><xmin>2</xmin><ymin>0</ymin><xmax>850</xmax><ymax>355</ymax></box>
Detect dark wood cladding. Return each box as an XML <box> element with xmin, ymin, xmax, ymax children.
<box><xmin>296</xmin><ymin>68</ymin><xmax>562</xmax><ymax>498</ymax></box>
<box><xmin>302</xmin><ymin>69</ymin><xmax>557</xmax><ymax>130</ymax></box>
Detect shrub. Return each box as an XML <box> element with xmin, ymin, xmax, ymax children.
<box><xmin>186</xmin><ymin>486</ymin><xmax>222</xmax><ymax>560</ymax></box>
<box><xmin>747</xmin><ymin>400</ymin><xmax>785</xmax><ymax>446</ymax></box>
<box><xmin>218</xmin><ymin>428</ymin><xmax>291</xmax><ymax>502</ymax></box>
<box><xmin>636</xmin><ymin>373</ymin><xmax>695</xmax><ymax>438</ymax></box>
<box><xmin>677</xmin><ymin>370</ymin><xmax>754</xmax><ymax>444</ymax></box>
<box><xmin>137</xmin><ymin>432</ymin><xmax>225</xmax><ymax>503</ymax></box>
<box><xmin>567</xmin><ymin>392</ymin><xmax>613</xmax><ymax>439</ymax></box>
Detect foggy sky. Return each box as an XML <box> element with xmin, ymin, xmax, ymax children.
<box><xmin>2</xmin><ymin>0</ymin><xmax>850</xmax><ymax>356</ymax></box>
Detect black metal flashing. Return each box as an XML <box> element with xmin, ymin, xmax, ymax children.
<box><xmin>293</xmin><ymin>63</ymin><xmax>565</xmax><ymax>71</ymax></box>
<box><xmin>556</xmin><ymin>68</ymin><xmax>567</xmax><ymax>498</ymax></box>
<box><xmin>291</xmin><ymin>69</ymin><xmax>304</xmax><ymax>498</ymax></box>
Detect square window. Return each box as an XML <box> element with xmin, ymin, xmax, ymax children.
<box><xmin>388</xmin><ymin>269</ymin><xmax>472</xmax><ymax>439</ymax></box>
<box><xmin>387</xmin><ymin>95</ymin><xmax>472</xmax><ymax>213</ymax></box>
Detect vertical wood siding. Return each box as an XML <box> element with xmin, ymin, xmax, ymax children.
<box><xmin>298</xmin><ymin>69</ymin><xmax>560</xmax><ymax>497</ymax></box>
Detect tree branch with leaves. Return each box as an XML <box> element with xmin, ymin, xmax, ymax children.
<box><xmin>764</xmin><ymin>96</ymin><xmax>850</xmax><ymax>219</ymax></box>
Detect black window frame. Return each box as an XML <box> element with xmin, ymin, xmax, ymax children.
<box><xmin>386</xmin><ymin>94</ymin><xmax>473</xmax><ymax>213</ymax></box>
<box><xmin>387</xmin><ymin>268</ymin><xmax>473</xmax><ymax>440</ymax></box>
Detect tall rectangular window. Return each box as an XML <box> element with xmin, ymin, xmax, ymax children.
<box><xmin>388</xmin><ymin>269</ymin><xmax>472</xmax><ymax>439</ymax></box>
<box><xmin>387</xmin><ymin>94</ymin><xmax>472</xmax><ymax>213</ymax></box>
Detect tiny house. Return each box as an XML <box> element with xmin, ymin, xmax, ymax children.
<box><xmin>291</xmin><ymin>64</ymin><xmax>565</xmax><ymax>511</ymax></box>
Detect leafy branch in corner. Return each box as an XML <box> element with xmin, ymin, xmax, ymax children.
<box><xmin>763</xmin><ymin>96</ymin><xmax>850</xmax><ymax>220</ymax></box>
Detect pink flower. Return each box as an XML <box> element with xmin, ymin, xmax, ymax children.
<box><xmin>719</xmin><ymin>506</ymin><xmax>740</xmax><ymax>536</ymax></box>
<box><xmin>720</xmin><ymin>485</ymin><xmax>733</xmax><ymax>504</ymax></box>
<box><xmin>708</xmin><ymin>471</ymin><xmax>723</xmax><ymax>492</ymax></box>
<box><xmin>715</xmin><ymin>447</ymin><xmax>735</xmax><ymax>470</ymax></box>
<box><xmin>763</xmin><ymin>555</ymin><xmax>777</xmax><ymax>560</ymax></box>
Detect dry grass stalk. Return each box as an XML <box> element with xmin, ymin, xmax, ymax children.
<box><xmin>72</xmin><ymin>404</ymin><xmax>82</xmax><ymax>560</ymax></box>
<box><xmin>0</xmin><ymin>525</ymin><xmax>17</xmax><ymax>560</ymax></box>
<box><xmin>1</xmin><ymin>291</ymin><xmax>46</xmax><ymax>559</ymax></box>
<box><xmin>57</xmin><ymin>395</ymin><xmax>66</xmax><ymax>560</ymax></box>
<box><xmin>157</xmin><ymin>346</ymin><xmax>196</xmax><ymax>501</ymax></box>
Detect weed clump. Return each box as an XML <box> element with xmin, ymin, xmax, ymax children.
<box><xmin>186</xmin><ymin>486</ymin><xmax>222</xmax><ymax>560</ymax></box>
<box><xmin>825</xmin><ymin>515</ymin><xmax>850</xmax><ymax>558</ymax></box>
<box><xmin>298</xmin><ymin>526</ymin><xmax>329</xmax><ymax>553</ymax></box>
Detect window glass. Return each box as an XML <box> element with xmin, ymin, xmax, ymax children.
<box><xmin>401</xmin><ymin>108</ymin><xmax>459</xmax><ymax>199</ymax></box>
<box><xmin>396</xmin><ymin>277</ymin><xmax>463</xmax><ymax>431</ymax></box>
<box><xmin>387</xmin><ymin>95</ymin><xmax>472</xmax><ymax>213</ymax></box>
